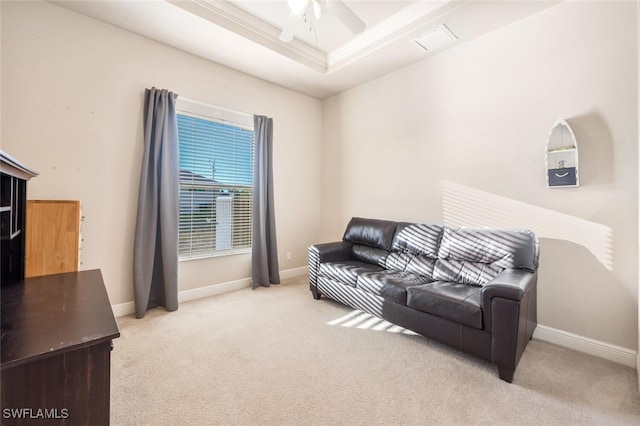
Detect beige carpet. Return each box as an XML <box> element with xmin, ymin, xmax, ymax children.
<box><xmin>112</xmin><ymin>275</ymin><xmax>640</xmax><ymax>425</ymax></box>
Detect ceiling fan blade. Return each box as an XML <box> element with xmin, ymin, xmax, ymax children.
<box><xmin>279</xmin><ymin>12</ymin><xmax>301</xmax><ymax>42</ymax></box>
<box><xmin>325</xmin><ymin>0</ymin><xmax>366</xmax><ymax>34</ymax></box>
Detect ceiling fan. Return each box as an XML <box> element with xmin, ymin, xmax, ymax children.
<box><xmin>279</xmin><ymin>0</ymin><xmax>367</xmax><ymax>42</ymax></box>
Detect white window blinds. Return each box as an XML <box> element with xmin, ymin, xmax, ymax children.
<box><xmin>176</xmin><ymin>99</ymin><xmax>254</xmax><ymax>260</ymax></box>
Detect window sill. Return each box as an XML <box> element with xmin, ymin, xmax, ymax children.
<box><xmin>178</xmin><ymin>248</ymin><xmax>251</xmax><ymax>262</ymax></box>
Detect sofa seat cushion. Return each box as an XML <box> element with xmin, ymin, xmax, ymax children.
<box><xmin>406</xmin><ymin>282</ymin><xmax>483</xmax><ymax>329</ymax></box>
<box><xmin>319</xmin><ymin>261</ymin><xmax>384</xmax><ymax>287</ymax></box>
<box><xmin>357</xmin><ymin>270</ymin><xmax>432</xmax><ymax>305</ymax></box>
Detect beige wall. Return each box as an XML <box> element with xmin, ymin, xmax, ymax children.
<box><xmin>1</xmin><ymin>1</ymin><xmax>322</xmax><ymax>305</ymax></box>
<box><xmin>321</xmin><ymin>1</ymin><xmax>638</xmax><ymax>350</ymax></box>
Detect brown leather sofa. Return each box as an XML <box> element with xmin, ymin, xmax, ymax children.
<box><xmin>308</xmin><ymin>217</ymin><xmax>539</xmax><ymax>382</ymax></box>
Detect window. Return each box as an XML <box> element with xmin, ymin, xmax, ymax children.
<box><xmin>176</xmin><ymin>98</ymin><xmax>254</xmax><ymax>260</ymax></box>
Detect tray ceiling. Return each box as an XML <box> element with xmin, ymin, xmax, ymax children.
<box><xmin>51</xmin><ymin>1</ymin><xmax>559</xmax><ymax>99</ymax></box>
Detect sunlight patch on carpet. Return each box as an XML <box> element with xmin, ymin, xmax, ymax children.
<box><xmin>327</xmin><ymin>310</ymin><xmax>418</xmax><ymax>335</ymax></box>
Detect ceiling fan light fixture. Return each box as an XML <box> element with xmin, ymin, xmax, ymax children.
<box><xmin>415</xmin><ymin>24</ymin><xmax>457</xmax><ymax>52</ymax></box>
<box><xmin>287</xmin><ymin>0</ymin><xmax>309</xmax><ymax>16</ymax></box>
<box><xmin>280</xmin><ymin>0</ymin><xmax>365</xmax><ymax>43</ymax></box>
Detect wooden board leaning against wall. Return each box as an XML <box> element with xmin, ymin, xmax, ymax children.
<box><xmin>26</xmin><ymin>200</ymin><xmax>80</xmax><ymax>278</ymax></box>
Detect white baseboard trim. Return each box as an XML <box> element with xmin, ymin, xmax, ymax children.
<box><xmin>111</xmin><ymin>265</ymin><xmax>309</xmax><ymax>318</ymax></box>
<box><xmin>637</xmin><ymin>354</ymin><xmax>640</xmax><ymax>391</ymax></box>
<box><xmin>280</xmin><ymin>265</ymin><xmax>309</xmax><ymax>279</ymax></box>
<box><xmin>534</xmin><ymin>325</ymin><xmax>637</xmax><ymax>369</ymax></box>
<box><xmin>111</xmin><ymin>301</ymin><xmax>136</xmax><ymax>318</ymax></box>
<box><xmin>178</xmin><ymin>277</ymin><xmax>252</xmax><ymax>303</ymax></box>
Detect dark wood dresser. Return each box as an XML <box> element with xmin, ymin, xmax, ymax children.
<box><xmin>1</xmin><ymin>269</ymin><xmax>120</xmax><ymax>425</ymax></box>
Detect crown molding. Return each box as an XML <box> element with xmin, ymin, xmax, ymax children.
<box><xmin>168</xmin><ymin>0</ymin><xmax>327</xmax><ymax>73</ymax></box>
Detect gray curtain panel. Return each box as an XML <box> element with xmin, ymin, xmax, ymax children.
<box><xmin>252</xmin><ymin>115</ymin><xmax>280</xmax><ymax>288</ymax></box>
<box><xmin>133</xmin><ymin>88</ymin><xmax>179</xmax><ymax>318</ymax></box>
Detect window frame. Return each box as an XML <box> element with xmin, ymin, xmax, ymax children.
<box><xmin>176</xmin><ymin>97</ymin><xmax>254</xmax><ymax>261</ymax></box>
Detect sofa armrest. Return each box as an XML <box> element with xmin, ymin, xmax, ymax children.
<box><xmin>312</xmin><ymin>241</ymin><xmax>353</xmax><ymax>262</ymax></box>
<box><xmin>481</xmin><ymin>268</ymin><xmax>537</xmax><ymax>332</ymax></box>
<box><xmin>481</xmin><ymin>268</ymin><xmax>537</xmax><ymax>381</ymax></box>
<box><xmin>308</xmin><ymin>241</ymin><xmax>353</xmax><ymax>292</ymax></box>
<box><xmin>482</xmin><ymin>269</ymin><xmax>536</xmax><ymax>302</ymax></box>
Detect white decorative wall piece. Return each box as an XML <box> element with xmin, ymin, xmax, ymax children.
<box><xmin>546</xmin><ymin>118</ymin><xmax>579</xmax><ymax>188</ymax></box>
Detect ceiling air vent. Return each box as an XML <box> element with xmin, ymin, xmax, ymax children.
<box><xmin>415</xmin><ymin>24</ymin><xmax>457</xmax><ymax>52</ymax></box>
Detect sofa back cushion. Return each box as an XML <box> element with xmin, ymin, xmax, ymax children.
<box><xmin>433</xmin><ymin>227</ymin><xmax>538</xmax><ymax>286</ymax></box>
<box><xmin>351</xmin><ymin>244</ymin><xmax>389</xmax><ymax>266</ymax></box>
<box><xmin>433</xmin><ymin>260</ymin><xmax>504</xmax><ymax>286</ymax></box>
<box><xmin>385</xmin><ymin>251</ymin><xmax>413</xmax><ymax>271</ymax></box>
<box><xmin>392</xmin><ymin>223</ymin><xmax>443</xmax><ymax>257</ymax></box>
<box><xmin>405</xmin><ymin>256</ymin><xmax>438</xmax><ymax>279</ymax></box>
<box><xmin>343</xmin><ymin>217</ymin><xmax>399</xmax><ymax>266</ymax></box>
<box><xmin>384</xmin><ymin>223</ymin><xmax>444</xmax><ymax>279</ymax></box>
<box><xmin>343</xmin><ymin>217</ymin><xmax>398</xmax><ymax>251</ymax></box>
